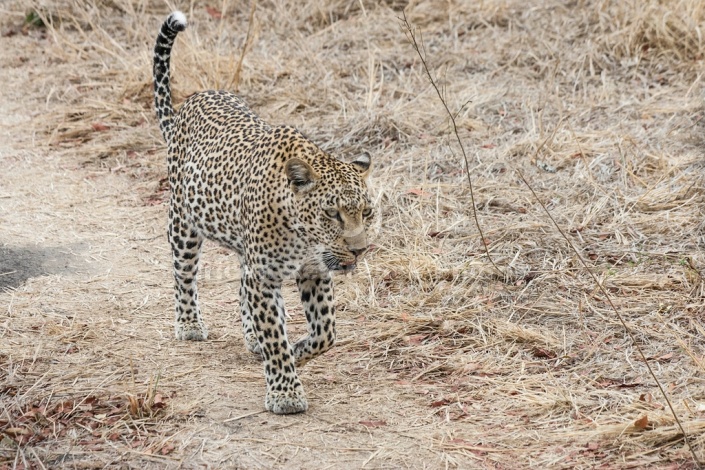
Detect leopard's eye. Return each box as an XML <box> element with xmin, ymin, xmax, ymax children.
<box><xmin>362</xmin><ymin>208</ymin><xmax>373</xmax><ymax>218</ymax></box>
<box><xmin>324</xmin><ymin>208</ymin><xmax>341</xmax><ymax>221</ymax></box>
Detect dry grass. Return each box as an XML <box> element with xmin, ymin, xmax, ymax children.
<box><xmin>1</xmin><ymin>0</ymin><xmax>705</xmax><ymax>468</ymax></box>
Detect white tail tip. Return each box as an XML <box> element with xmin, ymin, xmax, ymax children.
<box><xmin>171</xmin><ymin>11</ymin><xmax>187</xmax><ymax>28</ymax></box>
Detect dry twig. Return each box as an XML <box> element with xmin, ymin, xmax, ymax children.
<box><xmin>230</xmin><ymin>0</ymin><xmax>257</xmax><ymax>91</ymax></box>
<box><xmin>401</xmin><ymin>12</ymin><xmax>504</xmax><ymax>279</ymax></box>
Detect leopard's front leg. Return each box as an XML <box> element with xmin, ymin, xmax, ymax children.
<box><xmin>294</xmin><ymin>271</ymin><xmax>336</xmax><ymax>368</ymax></box>
<box><xmin>245</xmin><ymin>270</ymin><xmax>307</xmax><ymax>414</ymax></box>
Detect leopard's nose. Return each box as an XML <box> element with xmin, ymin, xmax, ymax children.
<box><xmin>349</xmin><ymin>247</ymin><xmax>368</xmax><ymax>258</ymax></box>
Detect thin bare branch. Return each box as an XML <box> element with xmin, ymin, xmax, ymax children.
<box><xmin>401</xmin><ymin>11</ymin><xmax>505</xmax><ymax>279</ymax></box>
<box><xmin>231</xmin><ymin>0</ymin><xmax>257</xmax><ymax>92</ymax></box>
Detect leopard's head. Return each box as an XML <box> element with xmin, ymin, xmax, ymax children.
<box><xmin>286</xmin><ymin>151</ymin><xmax>374</xmax><ymax>273</ymax></box>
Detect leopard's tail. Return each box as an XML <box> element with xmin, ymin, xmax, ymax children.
<box><xmin>153</xmin><ymin>11</ymin><xmax>187</xmax><ymax>143</ymax></box>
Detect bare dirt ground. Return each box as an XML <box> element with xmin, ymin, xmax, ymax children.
<box><xmin>1</xmin><ymin>0</ymin><xmax>705</xmax><ymax>468</ymax></box>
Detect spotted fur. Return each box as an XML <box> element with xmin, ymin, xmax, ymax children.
<box><xmin>153</xmin><ymin>12</ymin><xmax>374</xmax><ymax>414</ymax></box>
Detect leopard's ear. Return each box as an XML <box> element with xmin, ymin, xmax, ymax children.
<box><xmin>286</xmin><ymin>158</ymin><xmax>319</xmax><ymax>195</ymax></box>
<box><xmin>351</xmin><ymin>152</ymin><xmax>371</xmax><ymax>179</ymax></box>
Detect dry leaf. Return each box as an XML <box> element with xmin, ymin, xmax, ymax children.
<box><xmin>406</xmin><ymin>188</ymin><xmax>430</xmax><ymax>197</ymax></box>
<box><xmin>152</xmin><ymin>395</ymin><xmax>167</xmax><ymax>410</ymax></box>
<box><xmin>430</xmin><ymin>398</ymin><xmax>452</xmax><ymax>408</ymax></box>
<box><xmin>532</xmin><ymin>347</ymin><xmax>557</xmax><ymax>359</ymax></box>
<box><xmin>405</xmin><ymin>334</ymin><xmax>426</xmax><ymax>345</ymax></box>
<box><xmin>634</xmin><ymin>415</ymin><xmax>649</xmax><ymax>430</ymax></box>
<box><xmin>639</xmin><ymin>392</ymin><xmax>653</xmax><ymax>403</ymax></box>
<box><xmin>205</xmin><ymin>6</ymin><xmax>222</xmax><ymax>19</ymax></box>
<box><xmin>56</xmin><ymin>400</ymin><xmax>75</xmax><ymax>413</ymax></box>
<box><xmin>160</xmin><ymin>443</ymin><xmax>176</xmax><ymax>455</ymax></box>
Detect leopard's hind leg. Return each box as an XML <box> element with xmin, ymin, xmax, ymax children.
<box><xmin>169</xmin><ymin>204</ymin><xmax>208</xmax><ymax>341</ymax></box>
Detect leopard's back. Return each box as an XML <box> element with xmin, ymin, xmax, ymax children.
<box><xmin>170</xmin><ymin>90</ymin><xmax>279</xmax><ymax>251</ymax></box>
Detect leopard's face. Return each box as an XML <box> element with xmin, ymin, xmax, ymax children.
<box><xmin>316</xmin><ymin>183</ymin><xmax>375</xmax><ymax>272</ymax></box>
<box><xmin>286</xmin><ymin>153</ymin><xmax>373</xmax><ymax>272</ymax></box>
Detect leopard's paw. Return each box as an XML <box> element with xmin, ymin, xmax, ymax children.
<box><xmin>265</xmin><ymin>387</ymin><xmax>308</xmax><ymax>414</ymax></box>
<box><xmin>175</xmin><ymin>321</ymin><xmax>208</xmax><ymax>341</ymax></box>
<box><xmin>293</xmin><ymin>341</ymin><xmax>312</xmax><ymax>369</ymax></box>
<box><xmin>244</xmin><ymin>333</ymin><xmax>262</xmax><ymax>356</ymax></box>
<box><xmin>293</xmin><ymin>335</ymin><xmax>332</xmax><ymax>368</ymax></box>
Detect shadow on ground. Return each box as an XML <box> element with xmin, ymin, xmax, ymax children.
<box><xmin>0</xmin><ymin>245</ymin><xmax>88</xmax><ymax>290</ymax></box>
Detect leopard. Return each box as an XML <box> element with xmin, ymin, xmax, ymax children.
<box><xmin>152</xmin><ymin>11</ymin><xmax>374</xmax><ymax>414</ymax></box>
